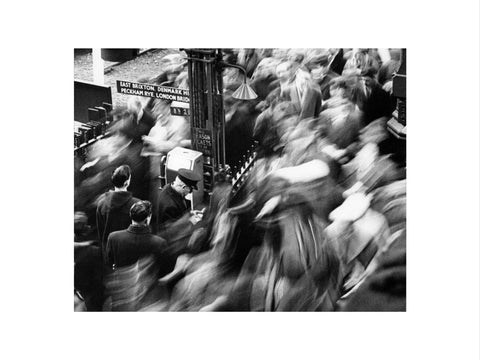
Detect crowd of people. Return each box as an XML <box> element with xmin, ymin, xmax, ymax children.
<box><xmin>74</xmin><ymin>48</ymin><xmax>406</xmax><ymax>311</ymax></box>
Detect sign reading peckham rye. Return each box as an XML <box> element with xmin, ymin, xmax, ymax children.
<box><xmin>116</xmin><ymin>80</ymin><xmax>190</xmax><ymax>103</ymax></box>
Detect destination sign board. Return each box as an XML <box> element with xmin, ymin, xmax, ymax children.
<box><xmin>116</xmin><ymin>80</ymin><xmax>190</xmax><ymax>103</ymax></box>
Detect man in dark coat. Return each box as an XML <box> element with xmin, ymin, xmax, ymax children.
<box><xmin>96</xmin><ymin>165</ymin><xmax>140</xmax><ymax>264</ymax></box>
<box><xmin>156</xmin><ymin>169</ymin><xmax>204</xmax><ymax>255</ymax></box>
<box><xmin>106</xmin><ymin>201</ymin><xmax>174</xmax><ymax>272</ymax></box>
<box><xmin>105</xmin><ymin>201</ymin><xmax>175</xmax><ymax>311</ymax></box>
<box><xmin>157</xmin><ymin>168</ymin><xmax>202</xmax><ymax>227</ymax></box>
<box><xmin>360</xmin><ymin>72</ymin><xmax>393</xmax><ymax>126</ymax></box>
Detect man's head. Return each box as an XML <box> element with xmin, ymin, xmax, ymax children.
<box><xmin>172</xmin><ymin>168</ymin><xmax>202</xmax><ymax>197</ymax></box>
<box><xmin>111</xmin><ymin>165</ymin><xmax>131</xmax><ymax>189</ymax></box>
<box><xmin>276</xmin><ymin>61</ymin><xmax>295</xmax><ymax>84</ymax></box>
<box><xmin>130</xmin><ymin>200</ymin><xmax>153</xmax><ymax>225</ymax></box>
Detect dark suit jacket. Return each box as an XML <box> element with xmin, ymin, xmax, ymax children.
<box><xmin>106</xmin><ymin>224</ymin><xmax>174</xmax><ymax>276</ymax></box>
<box><xmin>96</xmin><ymin>191</ymin><xmax>140</xmax><ymax>264</ymax></box>
<box><xmin>362</xmin><ymin>82</ymin><xmax>392</xmax><ymax>126</ymax></box>
<box><xmin>157</xmin><ymin>184</ymin><xmax>188</xmax><ymax>229</ymax></box>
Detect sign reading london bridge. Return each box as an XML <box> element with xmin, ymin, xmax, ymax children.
<box><xmin>116</xmin><ymin>80</ymin><xmax>190</xmax><ymax>103</ymax></box>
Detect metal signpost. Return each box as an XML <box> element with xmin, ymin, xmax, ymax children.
<box><xmin>183</xmin><ymin>49</ymin><xmax>227</xmax><ymax>194</ymax></box>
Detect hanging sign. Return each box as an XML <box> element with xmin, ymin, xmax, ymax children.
<box><xmin>192</xmin><ymin>128</ymin><xmax>213</xmax><ymax>156</ymax></box>
<box><xmin>116</xmin><ymin>80</ymin><xmax>190</xmax><ymax>103</ymax></box>
<box><xmin>171</xmin><ymin>107</ymin><xmax>190</xmax><ymax>116</ymax></box>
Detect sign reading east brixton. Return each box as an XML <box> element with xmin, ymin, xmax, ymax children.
<box><xmin>116</xmin><ymin>80</ymin><xmax>190</xmax><ymax>103</ymax></box>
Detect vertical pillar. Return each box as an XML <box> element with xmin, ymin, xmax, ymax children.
<box><xmin>185</xmin><ymin>49</ymin><xmax>227</xmax><ymax>195</ymax></box>
<box><xmin>92</xmin><ymin>48</ymin><xmax>104</xmax><ymax>85</ymax></box>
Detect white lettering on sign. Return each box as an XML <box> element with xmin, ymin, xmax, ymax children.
<box><xmin>116</xmin><ymin>80</ymin><xmax>190</xmax><ymax>103</ymax></box>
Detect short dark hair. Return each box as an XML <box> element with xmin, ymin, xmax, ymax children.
<box><xmin>130</xmin><ymin>201</ymin><xmax>152</xmax><ymax>222</ymax></box>
<box><xmin>111</xmin><ymin>165</ymin><xmax>131</xmax><ymax>188</ymax></box>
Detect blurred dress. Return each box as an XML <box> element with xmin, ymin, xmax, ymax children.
<box><xmin>326</xmin><ymin>193</ymin><xmax>391</xmax><ymax>295</ymax></box>
<box><xmin>340</xmin><ymin>229</ymin><xmax>406</xmax><ymax>311</ymax></box>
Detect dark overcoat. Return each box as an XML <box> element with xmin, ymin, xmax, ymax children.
<box><xmin>157</xmin><ymin>184</ymin><xmax>188</xmax><ymax>228</ymax></box>
<box><xmin>96</xmin><ymin>191</ymin><xmax>140</xmax><ymax>263</ymax></box>
<box><xmin>106</xmin><ymin>224</ymin><xmax>174</xmax><ymax>276</ymax></box>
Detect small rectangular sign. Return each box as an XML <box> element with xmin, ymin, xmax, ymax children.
<box><xmin>171</xmin><ymin>106</ymin><xmax>190</xmax><ymax>116</ymax></box>
<box><xmin>193</xmin><ymin>128</ymin><xmax>213</xmax><ymax>156</ymax></box>
<box><xmin>116</xmin><ymin>80</ymin><xmax>190</xmax><ymax>103</ymax></box>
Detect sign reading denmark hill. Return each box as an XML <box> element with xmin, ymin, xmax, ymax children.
<box><xmin>116</xmin><ymin>80</ymin><xmax>190</xmax><ymax>103</ymax></box>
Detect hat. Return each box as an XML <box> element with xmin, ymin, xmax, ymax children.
<box><xmin>130</xmin><ymin>201</ymin><xmax>152</xmax><ymax>222</ymax></box>
<box><xmin>177</xmin><ymin>168</ymin><xmax>202</xmax><ymax>190</ymax></box>
<box><xmin>329</xmin><ymin>193</ymin><xmax>372</xmax><ymax>222</ymax></box>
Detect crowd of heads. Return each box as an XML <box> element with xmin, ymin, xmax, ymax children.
<box><xmin>74</xmin><ymin>48</ymin><xmax>406</xmax><ymax>311</ymax></box>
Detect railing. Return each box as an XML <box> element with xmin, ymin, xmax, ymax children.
<box><xmin>231</xmin><ymin>151</ymin><xmax>257</xmax><ymax>196</ymax></box>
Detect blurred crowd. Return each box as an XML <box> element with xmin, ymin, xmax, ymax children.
<box><xmin>74</xmin><ymin>48</ymin><xmax>406</xmax><ymax>311</ymax></box>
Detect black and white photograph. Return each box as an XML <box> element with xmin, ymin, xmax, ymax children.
<box><xmin>74</xmin><ymin>48</ymin><xmax>407</xmax><ymax>312</ymax></box>
<box><xmin>1</xmin><ymin>0</ymin><xmax>479</xmax><ymax>359</ymax></box>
